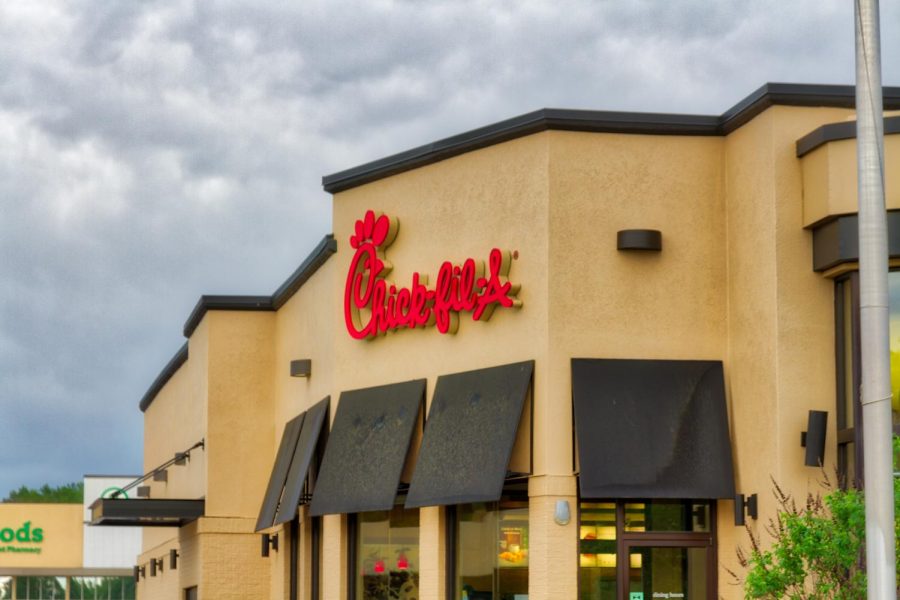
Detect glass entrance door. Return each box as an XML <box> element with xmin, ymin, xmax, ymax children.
<box><xmin>623</xmin><ymin>540</ymin><xmax>712</xmax><ymax>600</ymax></box>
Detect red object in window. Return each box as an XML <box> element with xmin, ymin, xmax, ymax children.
<box><xmin>374</xmin><ymin>559</ymin><xmax>385</xmax><ymax>574</ymax></box>
<box><xmin>396</xmin><ymin>553</ymin><xmax>409</xmax><ymax>570</ymax></box>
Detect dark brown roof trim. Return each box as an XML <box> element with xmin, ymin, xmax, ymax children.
<box><xmin>322</xmin><ymin>83</ymin><xmax>900</xmax><ymax>194</ymax></box>
<box><xmin>139</xmin><ymin>342</ymin><xmax>188</xmax><ymax>412</ymax></box>
<box><xmin>796</xmin><ymin>115</ymin><xmax>900</xmax><ymax>157</ymax></box>
<box><xmin>140</xmin><ymin>234</ymin><xmax>336</xmax><ymax>412</ymax></box>
<box><xmin>182</xmin><ymin>234</ymin><xmax>336</xmax><ymax>337</ymax></box>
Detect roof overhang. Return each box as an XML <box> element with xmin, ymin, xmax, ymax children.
<box><xmin>90</xmin><ymin>498</ymin><xmax>204</xmax><ymax>527</ymax></box>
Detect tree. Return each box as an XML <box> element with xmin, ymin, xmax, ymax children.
<box><xmin>3</xmin><ymin>482</ymin><xmax>83</xmax><ymax>503</ymax></box>
<box><xmin>732</xmin><ymin>436</ymin><xmax>900</xmax><ymax>599</ymax></box>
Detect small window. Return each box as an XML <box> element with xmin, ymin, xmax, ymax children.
<box><xmin>184</xmin><ymin>586</ymin><xmax>198</xmax><ymax>600</ymax></box>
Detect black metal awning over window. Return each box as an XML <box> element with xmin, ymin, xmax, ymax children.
<box><xmin>572</xmin><ymin>359</ymin><xmax>736</xmax><ymax>499</ymax></box>
<box><xmin>405</xmin><ymin>361</ymin><xmax>533</xmax><ymax>508</ymax></box>
<box><xmin>255</xmin><ymin>412</ymin><xmax>305</xmax><ymax>531</ymax></box>
<box><xmin>273</xmin><ymin>396</ymin><xmax>330</xmax><ymax>526</ymax></box>
<box><xmin>309</xmin><ymin>380</ymin><xmax>425</xmax><ymax>516</ymax></box>
<box><xmin>90</xmin><ymin>498</ymin><xmax>204</xmax><ymax>527</ymax></box>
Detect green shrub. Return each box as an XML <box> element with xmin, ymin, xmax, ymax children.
<box><xmin>734</xmin><ymin>436</ymin><xmax>899</xmax><ymax>599</ymax></box>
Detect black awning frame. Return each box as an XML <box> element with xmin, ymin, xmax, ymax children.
<box><xmin>90</xmin><ymin>498</ymin><xmax>204</xmax><ymax>527</ymax></box>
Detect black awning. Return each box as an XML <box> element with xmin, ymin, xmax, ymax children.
<box><xmin>255</xmin><ymin>413</ymin><xmax>305</xmax><ymax>531</ymax></box>
<box><xmin>405</xmin><ymin>361</ymin><xmax>533</xmax><ymax>508</ymax></box>
<box><xmin>309</xmin><ymin>379</ymin><xmax>425</xmax><ymax>516</ymax></box>
<box><xmin>572</xmin><ymin>359</ymin><xmax>735</xmax><ymax>499</ymax></box>
<box><xmin>273</xmin><ymin>396</ymin><xmax>330</xmax><ymax>526</ymax></box>
<box><xmin>90</xmin><ymin>498</ymin><xmax>204</xmax><ymax>527</ymax></box>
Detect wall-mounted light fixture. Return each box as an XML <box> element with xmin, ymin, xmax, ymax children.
<box><xmin>734</xmin><ymin>493</ymin><xmax>758</xmax><ymax>526</ymax></box>
<box><xmin>261</xmin><ymin>532</ymin><xmax>279</xmax><ymax>557</ymax></box>
<box><xmin>801</xmin><ymin>410</ymin><xmax>828</xmax><ymax>467</ymax></box>
<box><xmin>152</xmin><ymin>470</ymin><xmax>168</xmax><ymax>482</ymax></box>
<box><xmin>174</xmin><ymin>452</ymin><xmax>188</xmax><ymax>466</ymax></box>
<box><xmin>617</xmin><ymin>229</ymin><xmax>662</xmax><ymax>252</ymax></box>
<box><xmin>133</xmin><ymin>565</ymin><xmax>145</xmax><ymax>582</ymax></box>
<box><xmin>290</xmin><ymin>359</ymin><xmax>312</xmax><ymax>378</ymax></box>
<box><xmin>169</xmin><ymin>548</ymin><xmax>179</xmax><ymax>570</ymax></box>
<box><xmin>150</xmin><ymin>557</ymin><xmax>163</xmax><ymax>577</ymax></box>
<box><xmin>553</xmin><ymin>500</ymin><xmax>571</xmax><ymax>526</ymax></box>
<box><xmin>137</xmin><ymin>486</ymin><xmax>151</xmax><ymax>498</ymax></box>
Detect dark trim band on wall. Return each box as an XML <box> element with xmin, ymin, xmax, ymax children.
<box><xmin>322</xmin><ymin>83</ymin><xmax>900</xmax><ymax>194</ymax></box>
<box><xmin>812</xmin><ymin>210</ymin><xmax>900</xmax><ymax>272</ymax></box>
<box><xmin>797</xmin><ymin>115</ymin><xmax>900</xmax><ymax>157</ymax></box>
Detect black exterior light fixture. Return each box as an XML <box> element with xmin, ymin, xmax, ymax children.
<box><xmin>800</xmin><ymin>410</ymin><xmax>828</xmax><ymax>467</ymax></box>
<box><xmin>261</xmin><ymin>532</ymin><xmax>279</xmax><ymax>557</ymax></box>
<box><xmin>734</xmin><ymin>493</ymin><xmax>758</xmax><ymax>526</ymax></box>
<box><xmin>150</xmin><ymin>557</ymin><xmax>163</xmax><ymax>577</ymax></box>
<box><xmin>169</xmin><ymin>548</ymin><xmax>179</xmax><ymax>570</ymax></box>
<box><xmin>152</xmin><ymin>470</ymin><xmax>168</xmax><ymax>482</ymax></box>
<box><xmin>133</xmin><ymin>565</ymin><xmax>145</xmax><ymax>582</ymax></box>
<box><xmin>174</xmin><ymin>452</ymin><xmax>188</xmax><ymax>466</ymax></box>
<box><xmin>290</xmin><ymin>359</ymin><xmax>312</xmax><ymax>378</ymax></box>
<box><xmin>617</xmin><ymin>229</ymin><xmax>662</xmax><ymax>252</ymax></box>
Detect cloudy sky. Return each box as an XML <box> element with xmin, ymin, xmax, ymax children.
<box><xmin>1</xmin><ymin>0</ymin><xmax>898</xmax><ymax>497</ymax></box>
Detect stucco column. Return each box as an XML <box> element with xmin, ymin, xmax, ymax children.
<box><xmin>417</xmin><ymin>506</ymin><xmax>445</xmax><ymax>599</ymax></box>
<box><xmin>528</xmin><ymin>475</ymin><xmax>578</xmax><ymax>600</ymax></box>
<box><xmin>321</xmin><ymin>514</ymin><xmax>347</xmax><ymax>600</ymax></box>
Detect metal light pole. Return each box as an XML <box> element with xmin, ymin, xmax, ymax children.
<box><xmin>855</xmin><ymin>0</ymin><xmax>897</xmax><ymax>597</ymax></box>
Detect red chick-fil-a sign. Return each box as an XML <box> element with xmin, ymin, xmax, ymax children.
<box><xmin>344</xmin><ymin>210</ymin><xmax>522</xmax><ymax>339</ymax></box>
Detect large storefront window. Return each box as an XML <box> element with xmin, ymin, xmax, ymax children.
<box><xmin>835</xmin><ymin>272</ymin><xmax>900</xmax><ymax>488</ymax></box>
<box><xmin>453</xmin><ymin>499</ymin><xmax>528</xmax><ymax>600</ymax></box>
<box><xmin>352</xmin><ymin>506</ymin><xmax>419</xmax><ymax>600</ymax></box>
<box><xmin>579</xmin><ymin>500</ymin><xmax>714</xmax><ymax>600</ymax></box>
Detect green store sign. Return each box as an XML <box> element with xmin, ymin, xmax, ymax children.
<box><xmin>0</xmin><ymin>522</ymin><xmax>43</xmax><ymax>555</ymax></box>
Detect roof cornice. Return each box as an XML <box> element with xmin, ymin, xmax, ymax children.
<box><xmin>322</xmin><ymin>83</ymin><xmax>900</xmax><ymax>194</ymax></box>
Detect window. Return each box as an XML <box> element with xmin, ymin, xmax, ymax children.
<box><xmin>579</xmin><ymin>500</ymin><xmax>715</xmax><ymax>600</ymax></box>
<box><xmin>15</xmin><ymin>577</ymin><xmax>67</xmax><ymax>600</ymax></box>
<box><xmin>350</xmin><ymin>506</ymin><xmax>419</xmax><ymax>600</ymax></box>
<box><xmin>184</xmin><ymin>586</ymin><xmax>198</xmax><ymax>600</ymax></box>
<box><xmin>70</xmin><ymin>577</ymin><xmax>135</xmax><ymax>600</ymax></box>
<box><xmin>0</xmin><ymin>577</ymin><xmax>11</xmax><ymax>600</ymax></box>
<box><xmin>835</xmin><ymin>272</ymin><xmax>900</xmax><ymax>488</ymax></box>
<box><xmin>451</xmin><ymin>498</ymin><xmax>529</xmax><ymax>600</ymax></box>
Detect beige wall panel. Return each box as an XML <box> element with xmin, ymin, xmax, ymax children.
<box><xmin>546</xmin><ymin>131</ymin><xmax>727</xmax><ymax>481</ymax></box>
<box><xmin>273</xmin><ymin>260</ymin><xmax>336</xmax><ymax>429</ymax></box>
<box><xmin>0</xmin><ymin>504</ymin><xmax>82</xmax><ymax>569</ymax></box>
<box><xmin>179</xmin><ymin>521</ymin><xmax>201</xmax><ymax>593</ymax></box>
<box><xmin>205</xmin><ymin>311</ymin><xmax>276</xmax><ymax>518</ymax></box>
<box><xmin>321</xmin><ymin>514</ymin><xmax>346</xmax><ymax>600</ymax></box>
<box><xmin>136</xmin><ymin>539</ymin><xmax>179</xmax><ymax>600</ymax></box>
<box><xmin>801</xmin><ymin>129</ymin><xmax>900</xmax><ymax>226</ymax></box>
<box><xmin>718</xmin><ymin>106</ymin><xmax>853</xmax><ymax>597</ymax></box>
<box><xmin>418</xmin><ymin>506</ymin><xmax>444</xmax><ymax>600</ymax></box>
<box><xmin>142</xmin><ymin>323</ymin><xmax>208</xmax><ymax>544</ymax></box>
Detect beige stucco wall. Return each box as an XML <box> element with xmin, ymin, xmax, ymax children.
<box><xmin>0</xmin><ymin>504</ymin><xmax>82</xmax><ymax>570</ymax></box>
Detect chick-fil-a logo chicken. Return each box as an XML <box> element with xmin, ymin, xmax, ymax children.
<box><xmin>344</xmin><ymin>210</ymin><xmax>522</xmax><ymax>339</ymax></box>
